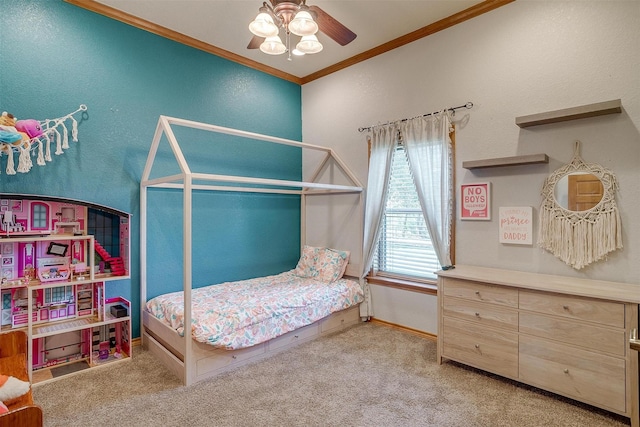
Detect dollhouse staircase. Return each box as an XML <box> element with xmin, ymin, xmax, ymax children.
<box><xmin>94</xmin><ymin>241</ymin><xmax>126</xmax><ymax>276</ymax></box>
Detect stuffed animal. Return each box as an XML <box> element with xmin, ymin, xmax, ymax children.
<box><xmin>0</xmin><ymin>129</ymin><xmax>22</xmax><ymax>144</ymax></box>
<box><xmin>15</xmin><ymin>119</ymin><xmax>43</xmax><ymax>139</ymax></box>
<box><xmin>0</xmin><ymin>112</ymin><xmax>31</xmax><ymax>148</ymax></box>
<box><xmin>0</xmin><ymin>374</ymin><xmax>30</xmax><ymax>414</ymax></box>
<box><xmin>0</xmin><ymin>112</ymin><xmax>36</xmax><ymax>174</ymax></box>
<box><xmin>0</xmin><ymin>112</ymin><xmax>16</xmax><ymax>127</ymax></box>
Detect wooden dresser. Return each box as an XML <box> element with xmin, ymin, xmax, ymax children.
<box><xmin>436</xmin><ymin>265</ymin><xmax>639</xmax><ymax>426</ymax></box>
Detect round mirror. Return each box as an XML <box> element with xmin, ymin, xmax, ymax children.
<box><xmin>538</xmin><ymin>140</ymin><xmax>622</xmax><ymax>270</ymax></box>
<box><xmin>553</xmin><ymin>172</ymin><xmax>604</xmax><ymax>212</ymax></box>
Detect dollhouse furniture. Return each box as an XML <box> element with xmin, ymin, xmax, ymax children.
<box><xmin>0</xmin><ymin>195</ymin><xmax>132</xmax><ymax>385</ymax></box>
<box><xmin>1</xmin><ymin>212</ymin><xmax>24</xmax><ymax>234</ymax></box>
<box><xmin>54</xmin><ymin>206</ymin><xmax>82</xmax><ymax>235</ymax></box>
<box><xmin>437</xmin><ymin>265</ymin><xmax>640</xmax><ymax>427</ymax></box>
<box><xmin>140</xmin><ymin>116</ymin><xmax>366</xmax><ymax>386</ymax></box>
<box><xmin>0</xmin><ymin>330</ymin><xmax>43</xmax><ymax>427</ymax></box>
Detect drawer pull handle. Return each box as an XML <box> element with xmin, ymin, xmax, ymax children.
<box><xmin>562</xmin><ymin>305</ymin><xmax>569</xmax><ymax>310</ymax></box>
<box><xmin>474</xmin><ymin>344</ymin><xmax>480</xmax><ymax>349</ymax></box>
<box><xmin>294</xmin><ymin>335</ymin><xmax>299</xmax><ymax>339</ymax></box>
<box><xmin>563</xmin><ymin>369</ymin><xmax>569</xmax><ymax>374</ymax></box>
<box><xmin>475</xmin><ymin>291</ymin><xmax>480</xmax><ymax>295</ymax></box>
<box><xmin>475</xmin><ymin>312</ymin><xmax>480</xmax><ymax>317</ymax></box>
<box><xmin>232</xmin><ymin>355</ymin><xmax>237</xmax><ymax>360</ymax></box>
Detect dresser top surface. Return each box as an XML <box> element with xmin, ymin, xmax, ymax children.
<box><xmin>437</xmin><ymin>265</ymin><xmax>640</xmax><ymax>304</ymax></box>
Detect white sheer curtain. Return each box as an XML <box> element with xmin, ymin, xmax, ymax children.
<box><xmin>361</xmin><ymin>124</ymin><xmax>398</xmax><ymax>279</ymax></box>
<box><xmin>402</xmin><ymin>112</ymin><xmax>454</xmax><ymax>267</ymax></box>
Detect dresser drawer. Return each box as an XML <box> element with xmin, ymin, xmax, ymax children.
<box><xmin>443</xmin><ymin>278</ymin><xmax>518</xmax><ymax>308</ymax></box>
<box><xmin>442</xmin><ymin>317</ymin><xmax>518</xmax><ymax>378</ymax></box>
<box><xmin>519</xmin><ymin>335</ymin><xmax>626</xmax><ymax>413</ymax></box>
<box><xmin>443</xmin><ymin>296</ymin><xmax>518</xmax><ymax>331</ymax></box>
<box><xmin>519</xmin><ymin>290</ymin><xmax>624</xmax><ymax>328</ymax></box>
<box><xmin>519</xmin><ymin>312</ymin><xmax>626</xmax><ymax>356</ymax></box>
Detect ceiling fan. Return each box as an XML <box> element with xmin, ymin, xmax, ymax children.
<box><xmin>247</xmin><ymin>0</ymin><xmax>356</xmax><ymax>59</ymax></box>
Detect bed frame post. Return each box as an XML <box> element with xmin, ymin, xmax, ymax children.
<box><xmin>301</xmin><ymin>192</ymin><xmax>306</xmax><ymax>248</ymax></box>
<box><xmin>140</xmin><ymin>118</ymin><xmax>166</xmax><ymax>348</ymax></box>
<box><xmin>183</xmin><ymin>174</ymin><xmax>193</xmax><ymax>385</ymax></box>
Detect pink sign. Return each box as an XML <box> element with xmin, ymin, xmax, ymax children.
<box><xmin>460</xmin><ymin>182</ymin><xmax>490</xmax><ymax>220</ymax></box>
<box><xmin>499</xmin><ymin>206</ymin><xmax>533</xmax><ymax>245</ymax></box>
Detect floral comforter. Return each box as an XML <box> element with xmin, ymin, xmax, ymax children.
<box><xmin>145</xmin><ymin>271</ymin><xmax>364</xmax><ymax>350</ymax></box>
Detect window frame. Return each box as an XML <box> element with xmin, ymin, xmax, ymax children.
<box><xmin>31</xmin><ymin>202</ymin><xmax>49</xmax><ymax>230</ymax></box>
<box><xmin>366</xmin><ymin>128</ymin><xmax>456</xmax><ymax>293</ymax></box>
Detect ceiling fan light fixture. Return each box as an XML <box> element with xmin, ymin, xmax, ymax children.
<box><xmin>247</xmin><ymin>1</ymin><xmax>356</xmax><ymax>59</ymax></box>
<box><xmin>289</xmin><ymin>10</ymin><xmax>318</xmax><ymax>36</ymax></box>
<box><xmin>260</xmin><ymin>35</ymin><xmax>287</xmax><ymax>55</ymax></box>
<box><xmin>249</xmin><ymin>12</ymin><xmax>279</xmax><ymax>37</ymax></box>
<box><xmin>296</xmin><ymin>34</ymin><xmax>323</xmax><ymax>54</ymax></box>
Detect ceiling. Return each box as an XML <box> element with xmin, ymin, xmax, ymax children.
<box><xmin>68</xmin><ymin>0</ymin><xmax>509</xmax><ymax>84</ymax></box>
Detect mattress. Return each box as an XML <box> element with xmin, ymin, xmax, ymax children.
<box><xmin>145</xmin><ymin>271</ymin><xmax>364</xmax><ymax>350</ymax></box>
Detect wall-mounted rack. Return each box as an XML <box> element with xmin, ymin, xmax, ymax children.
<box><xmin>462</xmin><ymin>153</ymin><xmax>549</xmax><ymax>169</ymax></box>
<box><xmin>515</xmin><ymin>99</ymin><xmax>622</xmax><ymax>128</ymax></box>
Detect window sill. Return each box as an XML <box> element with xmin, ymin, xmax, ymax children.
<box><xmin>366</xmin><ymin>275</ymin><xmax>437</xmax><ymax>296</ymax></box>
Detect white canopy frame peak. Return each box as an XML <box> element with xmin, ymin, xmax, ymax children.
<box><xmin>140</xmin><ymin>115</ymin><xmax>363</xmax><ymax>194</ymax></box>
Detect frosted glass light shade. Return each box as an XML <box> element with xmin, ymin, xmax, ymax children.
<box><xmin>289</xmin><ymin>10</ymin><xmax>318</xmax><ymax>36</ymax></box>
<box><xmin>249</xmin><ymin>12</ymin><xmax>279</xmax><ymax>37</ymax></box>
<box><xmin>260</xmin><ymin>35</ymin><xmax>286</xmax><ymax>55</ymax></box>
<box><xmin>296</xmin><ymin>34</ymin><xmax>323</xmax><ymax>54</ymax></box>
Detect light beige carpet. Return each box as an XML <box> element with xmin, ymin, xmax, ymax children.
<box><xmin>33</xmin><ymin>322</ymin><xmax>630</xmax><ymax>426</ymax></box>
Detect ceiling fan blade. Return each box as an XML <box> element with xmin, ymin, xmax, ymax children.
<box><xmin>310</xmin><ymin>5</ymin><xmax>356</xmax><ymax>46</ymax></box>
<box><xmin>247</xmin><ymin>35</ymin><xmax>265</xmax><ymax>49</ymax></box>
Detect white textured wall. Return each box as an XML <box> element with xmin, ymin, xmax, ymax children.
<box><xmin>368</xmin><ymin>285</ymin><xmax>439</xmax><ymax>333</ymax></box>
<box><xmin>302</xmin><ymin>1</ymin><xmax>640</xmax><ymax>332</ymax></box>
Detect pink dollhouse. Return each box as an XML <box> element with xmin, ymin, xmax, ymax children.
<box><xmin>0</xmin><ymin>195</ymin><xmax>131</xmax><ymax>382</ymax></box>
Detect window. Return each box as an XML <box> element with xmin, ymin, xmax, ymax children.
<box><xmin>31</xmin><ymin>203</ymin><xmax>48</xmax><ymax>230</ymax></box>
<box><xmin>373</xmin><ymin>145</ymin><xmax>440</xmax><ymax>281</ymax></box>
<box><xmin>87</xmin><ymin>208</ymin><xmax>121</xmax><ymax>260</ymax></box>
<box><xmin>45</xmin><ymin>285</ymin><xmax>73</xmax><ymax>304</ymax></box>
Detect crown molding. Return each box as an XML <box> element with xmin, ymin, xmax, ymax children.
<box><xmin>65</xmin><ymin>0</ymin><xmax>514</xmax><ymax>85</ymax></box>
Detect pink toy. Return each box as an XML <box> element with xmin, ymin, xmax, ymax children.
<box><xmin>15</xmin><ymin>119</ymin><xmax>43</xmax><ymax>139</ymax></box>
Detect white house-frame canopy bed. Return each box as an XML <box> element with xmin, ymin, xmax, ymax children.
<box><xmin>140</xmin><ymin>115</ymin><xmax>366</xmax><ymax>386</ymax></box>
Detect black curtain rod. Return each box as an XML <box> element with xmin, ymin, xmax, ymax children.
<box><xmin>358</xmin><ymin>102</ymin><xmax>474</xmax><ymax>132</ymax></box>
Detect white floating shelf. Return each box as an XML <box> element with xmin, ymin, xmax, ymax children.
<box><xmin>516</xmin><ymin>99</ymin><xmax>622</xmax><ymax>128</ymax></box>
<box><xmin>463</xmin><ymin>153</ymin><xmax>549</xmax><ymax>169</ymax></box>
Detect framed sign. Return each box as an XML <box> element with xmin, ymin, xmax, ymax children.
<box><xmin>47</xmin><ymin>242</ymin><xmax>69</xmax><ymax>257</ymax></box>
<box><xmin>460</xmin><ymin>182</ymin><xmax>491</xmax><ymax>220</ymax></box>
<box><xmin>11</xmin><ymin>200</ymin><xmax>22</xmax><ymax>212</ymax></box>
<box><xmin>499</xmin><ymin>207</ymin><xmax>533</xmax><ymax>245</ymax></box>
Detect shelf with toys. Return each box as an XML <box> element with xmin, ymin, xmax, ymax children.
<box><xmin>0</xmin><ymin>194</ymin><xmax>131</xmax><ymax>384</ymax></box>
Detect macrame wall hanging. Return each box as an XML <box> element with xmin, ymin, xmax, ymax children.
<box><xmin>0</xmin><ymin>104</ymin><xmax>87</xmax><ymax>175</ymax></box>
<box><xmin>538</xmin><ymin>140</ymin><xmax>622</xmax><ymax>269</ymax></box>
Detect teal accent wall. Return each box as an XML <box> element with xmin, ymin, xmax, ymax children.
<box><xmin>0</xmin><ymin>0</ymin><xmax>302</xmax><ymax>337</ymax></box>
